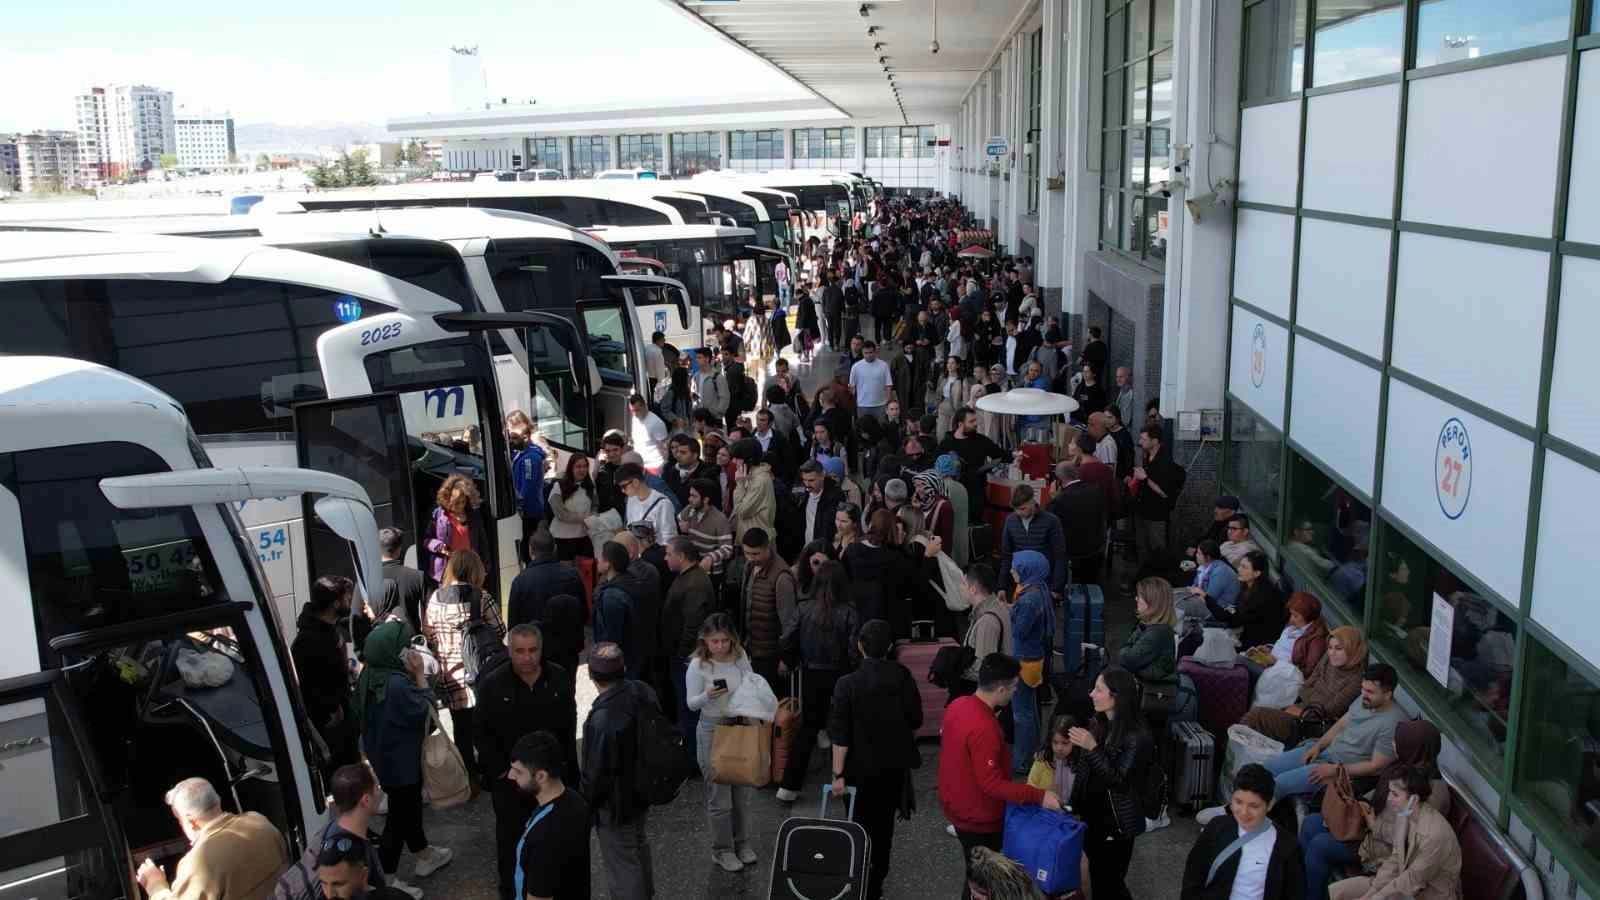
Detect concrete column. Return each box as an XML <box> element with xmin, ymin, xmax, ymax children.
<box><xmin>782</xmin><ymin>128</ymin><xmax>794</xmax><ymax>167</ymax></box>
<box><xmin>559</xmin><ymin>138</ymin><xmax>572</xmax><ymax>179</ymax></box>
<box><xmin>1160</xmin><ymin>0</ymin><xmax>1241</xmax><ymax>415</ymax></box>
<box><xmin>720</xmin><ymin>130</ymin><xmax>731</xmax><ymax>171</ymax></box>
<box><xmin>609</xmin><ymin>134</ymin><xmax>620</xmax><ymax>172</ymax></box>
<box><xmin>1036</xmin><ymin>0</ymin><xmax>1069</xmax><ymax>310</ymax></box>
<box><xmin>1060</xmin><ymin>0</ymin><xmax>1104</xmax><ymax>325</ymax></box>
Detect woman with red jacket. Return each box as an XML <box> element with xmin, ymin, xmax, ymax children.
<box><xmin>939</xmin><ymin>653</ymin><xmax>1062</xmax><ymax>900</ymax></box>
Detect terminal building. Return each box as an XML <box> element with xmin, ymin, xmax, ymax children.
<box><xmin>393</xmin><ymin>0</ymin><xmax>1600</xmax><ymax>893</ymax></box>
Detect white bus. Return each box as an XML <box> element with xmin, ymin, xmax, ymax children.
<box><xmin>0</xmin><ymin>230</ymin><xmax>596</xmax><ymax>618</ymax></box>
<box><xmin>584</xmin><ymin>223</ymin><xmax>780</xmax><ymax>325</ymax></box>
<box><xmin>676</xmin><ymin>178</ymin><xmax>800</xmax><ymax>254</ymax></box>
<box><xmin>0</xmin><ymin>355</ymin><xmax>387</xmax><ymax>894</ymax></box>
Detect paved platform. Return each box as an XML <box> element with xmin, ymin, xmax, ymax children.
<box><xmin>383</xmin><ymin>342</ymin><xmax>1202</xmax><ymax>898</ymax></box>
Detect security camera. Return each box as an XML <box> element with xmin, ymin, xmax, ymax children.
<box><xmin>1143</xmin><ymin>177</ymin><xmax>1189</xmax><ymax>199</ymax></box>
<box><xmin>873</xmin><ymin>41</ymin><xmax>884</xmax><ymax>51</ymax></box>
<box><xmin>930</xmin><ymin>39</ymin><xmax>941</xmax><ymax>54</ymax></box>
<box><xmin>859</xmin><ymin>3</ymin><xmax>870</xmax><ymax>17</ymax></box>
<box><xmin>867</xmin><ymin>25</ymin><xmax>880</xmax><ymax>36</ymax></box>
<box><xmin>1184</xmin><ymin>178</ymin><xmax>1234</xmax><ymax>222</ymax></box>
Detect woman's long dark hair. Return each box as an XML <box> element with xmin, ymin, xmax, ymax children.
<box><xmin>669</xmin><ymin>365</ymin><xmax>691</xmax><ymax>399</ymax></box>
<box><xmin>558</xmin><ymin>453</ymin><xmax>596</xmax><ymax>501</ymax></box>
<box><xmin>809</xmin><ymin>559</ymin><xmax>848</xmax><ymax>627</ymax></box>
<box><xmin>1093</xmin><ymin>667</ymin><xmax>1148</xmax><ymax>752</ymax></box>
<box><xmin>795</xmin><ymin>540</ymin><xmax>833</xmax><ymax>594</ymax></box>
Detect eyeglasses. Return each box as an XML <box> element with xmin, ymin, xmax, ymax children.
<box><xmin>322</xmin><ymin>836</ymin><xmax>354</xmax><ymax>853</ymax></box>
<box><xmin>1227</xmin><ymin>525</ymin><xmax>1245</xmax><ymax>532</ymax></box>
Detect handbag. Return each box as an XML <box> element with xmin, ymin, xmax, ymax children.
<box><xmin>708</xmin><ymin>718</ymin><xmax>773</xmax><ymax>787</ymax></box>
<box><xmin>1294</xmin><ymin>705</ymin><xmax>1333</xmax><ymax>742</ymax></box>
<box><xmin>929</xmin><ymin>611</ymin><xmax>1000</xmax><ymax>688</ymax></box>
<box><xmin>770</xmin><ymin>671</ymin><xmax>802</xmax><ymax>784</ymax></box>
<box><xmin>1002</xmin><ymin>803</ymin><xmax>1086</xmax><ymax>895</ymax></box>
<box><xmin>1321</xmin><ymin>764</ymin><xmax>1367</xmax><ymax>841</ymax></box>
<box><xmin>421</xmin><ymin>706</ymin><xmax>471</xmax><ymax>809</ymax></box>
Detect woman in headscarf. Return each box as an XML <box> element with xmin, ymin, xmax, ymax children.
<box><xmin>1299</xmin><ymin>719</ymin><xmax>1449</xmax><ymax>900</ymax></box>
<box><xmin>935</xmin><ymin>453</ymin><xmax>972</xmax><ymax>566</ymax></box>
<box><xmin>912</xmin><ymin>470</ymin><xmax>955</xmax><ymax>551</ymax></box>
<box><xmin>1241</xmin><ymin>625</ymin><xmax>1369</xmax><ymax>743</ymax></box>
<box><xmin>1009</xmin><ymin>549</ymin><xmax>1055</xmax><ymax>778</ymax></box>
<box><xmin>356</xmin><ymin>620</ymin><xmax>454</xmax><ymax>883</ymax></box>
<box><xmin>821</xmin><ymin>455</ymin><xmax>863</xmax><ymax>509</ymax></box>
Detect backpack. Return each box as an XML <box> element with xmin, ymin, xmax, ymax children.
<box><xmin>453</xmin><ymin>585</ymin><xmax>507</xmax><ymax>686</ymax></box>
<box><xmin>735</xmin><ymin>373</ymin><xmax>758</xmax><ymax>412</ymax></box>
<box><xmin>633</xmin><ymin>688</ymin><xmax>691</xmax><ymax>806</ymax></box>
<box><xmin>511</xmin><ymin>444</ymin><xmax>548</xmax><ymax>520</ymax></box>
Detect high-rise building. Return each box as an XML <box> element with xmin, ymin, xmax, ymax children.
<box><xmin>0</xmin><ymin>139</ymin><xmax>18</xmax><ymax>191</ymax></box>
<box><xmin>15</xmin><ymin>131</ymin><xmax>79</xmax><ymax>192</ymax></box>
<box><xmin>75</xmin><ymin>84</ymin><xmax>176</xmax><ymax>181</ymax></box>
<box><xmin>448</xmin><ymin>46</ymin><xmax>487</xmax><ymax>113</ymax></box>
<box><xmin>174</xmin><ymin>115</ymin><xmax>236</xmax><ymax>169</ymax></box>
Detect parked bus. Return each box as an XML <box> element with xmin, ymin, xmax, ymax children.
<box><xmin>584</xmin><ymin>223</ymin><xmax>778</xmax><ymax>325</ymax></box>
<box><xmin>0</xmin><ymin>230</ymin><xmax>595</xmax><ymax>617</ymax></box>
<box><xmin>0</xmin><ymin>355</ymin><xmax>389</xmax><ymax>896</ymax></box>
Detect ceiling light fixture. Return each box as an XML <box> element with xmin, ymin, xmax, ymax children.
<box><xmin>873</xmin><ymin>41</ymin><xmax>884</xmax><ymax>51</ymax></box>
<box><xmin>866</xmin><ymin>25</ymin><xmax>880</xmax><ymax>36</ymax></box>
<box><xmin>858</xmin><ymin>3</ymin><xmax>870</xmax><ymax>17</ymax></box>
<box><xmin>929</xmin><ymin>0</ymin><xmax>940</xmax><ymax>54</ymax></box>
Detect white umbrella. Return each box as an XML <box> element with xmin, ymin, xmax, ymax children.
<box><xmin>976</xmin><ymin>387</ymin><xmax>1079</xmax><ymax>417</ymax></box>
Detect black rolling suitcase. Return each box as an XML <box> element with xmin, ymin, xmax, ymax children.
<box><xmin>1169</xmin><ymin>720</ymin><xmax>1216</xmax><ymax>811</ymax></box>
<box><xmin>769</xmin><ymin>785</ymin><xmax>871</xmax><ymax>900</ymax></box>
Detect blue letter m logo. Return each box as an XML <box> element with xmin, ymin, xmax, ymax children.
<box><xmin>423</xmin><ymin>387</ymin><xmax>466</xmax><ymax>418</ymax></box>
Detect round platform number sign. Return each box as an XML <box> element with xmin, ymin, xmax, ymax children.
<box><xmin>334</xmin><ymin>295</ymin><xmax>364</xmax><ymax>324</ymax></box>
<box><xmin>1435</xmin><ymin>417</ymin><xmax>1471</xmax><ymax>520</ymax></box>
<box><xmin>1249</xmin><ymin>324</ymin><xmax>1267</xmax><ymax>388</ymax></box>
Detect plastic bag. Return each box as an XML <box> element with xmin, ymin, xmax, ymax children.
<box><xmin>1191</xmin><ymin>627</ymin><xmax>1239</xmax><ymax>668</ymax></box>
<box><xmin>585</xmin><ymin>509</ymin><xmax>624</xmax><ymax>558</ymax></box>
<box><xmin>1221</xmin><ymin>724</ymin><xmax>1285</xmax><ymax>799</ymax></box>
<box><xmin>175</xmin><ymin>648</ymin><xmax>234</xmax><ymax>688</ymax></box>
<box><xmin>1253</xmin><ymin>659</ymin><xmax>1304</xmax><ymax>710</ymax></box>
<box><xmin>726</xmin><ymin>671</ymin><xmax>779</xmax><ymax>722</ymax></box>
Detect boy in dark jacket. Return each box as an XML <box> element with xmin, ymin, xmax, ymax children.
<box><xmin>291</xmin><ymin>575</ymin><xmax>357</xmax><ymax>773</ymax></box>
<box><xmin>581</xmin><ymin>644</ymin><xmax>659</xmax><ymax>900</ymax></box>
<box><xmin>1182</xmin><ymin>763</ymin><xmax>1305</xmax><ymax>900</ymax></box>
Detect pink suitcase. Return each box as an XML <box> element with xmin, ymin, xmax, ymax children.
<box><xmin>893</xmin><ymin>620</ymin><xmax>955</xmax><ymax>740</ymax></box>
<box><xmin>1178</xmin><ymin>657</ymin><xmax>1250</xmax><ymax>740</ymax></box>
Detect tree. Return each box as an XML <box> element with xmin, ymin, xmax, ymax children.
<box><xmin>158</xmin><ymin>153</ymin><xmax>179</xmax><ymax>169</ymax></box>
<box><xmin>255</xmin><ymin>153</ymin><xmax>271</xmax><ymax>172</ymax></box>
<box><xmin>307</xmin><ymin>150</ymin><xmax>380</xmax><ymax>189</ymax></box>
<box><xmin>403</xmin><ymin>140</ymin><xmax>426</xmax><ymax>166</ymax></box>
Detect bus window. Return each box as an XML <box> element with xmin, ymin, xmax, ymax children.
<box><xmin>0</xmin><ymin>681</ymin><xmax>126</xmax><ymax>898</ymax></box>
<box><xmin>294</xmin><ymin>239</ymin><xmax>479</xmax><ymax>312</ymax></box>
<box><xmin>13</xmin><ymin>442</ymin><xmax>228</xmax><ymax>650</ymax></box>
<box><xmin>484</xmin><ymin>239</ymin><xmax>610</xmax><ymax>320</ymax></box>
<box><xmin>525</xmin><ymin>324</ymin><xmax>590</xmax><ymax>452</ymax></box>
<box><xmin>579</xmin><ymin>305</ymin><xmax>635</xmax><ymax>386</ymax></box>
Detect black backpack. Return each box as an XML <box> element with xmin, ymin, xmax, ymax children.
<box><xmin>452</xmin><ymin>585</ymin><xmax>507</xmax><ymax>686</ymax></box>
<box><xmin>633</xmin><ymin>690</ymin><xmax>691</xmax><ymax>806</ymax></box>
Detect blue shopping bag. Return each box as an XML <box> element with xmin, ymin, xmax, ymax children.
<box><xmin>1002</xmin><ymin>802</ymin><xmax>1086</xmax><ymax>894</ymax></box>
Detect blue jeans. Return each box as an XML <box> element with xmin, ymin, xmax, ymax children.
<box><xmin>1262</xmin><ymin>740</ymin><xmax>1332</xmax><ymax>801</ymax></box>
<box><xmin>1012</xmin><ymin>678</ymin><xmax>1040</xmax><ymax>776</ymax></box>
<box><xmin>778</xmin><ymin>282</ymin><xmax>792</xmax><ymax>310</ymax></box>
<box><xmin>1300</xmin><ymin>813</ymin><xmax>1360</xmax><ymax>900</ymax></box>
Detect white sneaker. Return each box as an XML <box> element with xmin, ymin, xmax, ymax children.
<box><xmin>816</xmin><ymin>732</ymin><xmax>832</xmax><ymax>750</ymax></box>
<box><xmin>1146</xmin><ymin>813</ymin><xmax>1172</xmax><ymax>832</ymax></box>
<box><xmin>945</xmin><ymin>823</ymin><xmax>958</xmax><ymax>837</ymax></box>
<box><xmin>412</xmin><ymin>846</ymin><xmax>453</xmax><ymax>879</ymax></box>
<box><xmin>775</xmin><ymin>787</ymin><xmax>800</xmax><ymax>803</ymax></box>
<box><xmin>713</xmin><ymin>850</ymin><xmax>744</xmax><ymax>872</ymax></box>
<box><xmin>1194</xmin><ymin>805</ymin><xmax>1226</xmax><ymax>825</ymax></box>
<box><xmin>387</xmin><ymin>878</ymin><xmax>424</xmax><ymax>899</ymax></box>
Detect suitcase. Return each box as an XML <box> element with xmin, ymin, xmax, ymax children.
<box><xmin>1060</xmin><ymin>584</ymin><xmax>1105</xmax><ymax>674</ymax></box>
<box><xmin>969</xmin><ymin>523</ymin><xmax>995</xmax><ymax>561</ymax></box>
<box><xmin>576</xmin><ymin>555</ymin><xmax>596</xmax><ymax>616</ymax></box>
<box><xmin>1169</xmin><ymin>720</ymin><xmax>1216</xmax><ymax>811</ymax></box>
<box><xmin>770</xmin><ymin>785</ymin><xmax>871</xmax><ymax>900</ymax></box>
<box><xmin>771</xmin><ymin>670</ymin><xmax>802</xmax><ymax>785</ymax></box>
<box><xmin>893</xmin><ymin>620</ymin><xmax>955</xmax><ymax>740</ymax></box>
<box><xmin>1178</xmin><ymin>658</ymin><xmax>1250</xmax><ymax>741</ymax></box>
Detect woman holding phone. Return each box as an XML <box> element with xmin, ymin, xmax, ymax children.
<box><xmin>685</xmin><ymin>613</ymin><xmax>759</xmax><ymax>873</ymax></box>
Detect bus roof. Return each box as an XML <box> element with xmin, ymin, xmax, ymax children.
<box><xmin>251</xmin><ymin>207</ymin><xmax>619</xmax><ymax>257</ymax></box>
<box><xmin>583</xmin><ymin>224</ymin><xmax>757</xmax><ymax>243</ymax></box>
<box><xmin>0</xmin><ymin>356</ymin><xmax>191</xmax><ymax>450</ymax></box>
<box><xmin>0</xmin><ymin>230</ymin><xmax>463</xmax><ymax>314</ymax></box>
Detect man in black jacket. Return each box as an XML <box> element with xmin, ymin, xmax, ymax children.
<box><xmin>1048</xmin><ymin>459</ymin><xmax>1109</xmax><ymax>587</ymax></box>
<box><xmin>821</xmin><ymin>271</ymin><xmax>845</xmax><ymax>350</ymax></box>
<box><xmin>582</xmin><ymin>644</ymin><xmax>658</xmax><ymax>900</ymax></box>
<box><xmin>473</xmin><ymin>624</ymin><xmax>578</xmax><ymax>900</ymax></box>
<box><xmin>663</xmin><ymin>434</ymin><xmax>717</xmax><ymax>508</ymax></box>
<box><xmin>375</xmin><ymin>528</ymin><xmax>424</xmax><ymax>632</ymax></box>
<box><xmin>782</xmin><ymin>461</ymin><xmax>844</xmax><ymax>561</ymax></box>
<box><xmin>662</xmin><ymin>538</ymin><xmax>716</xmax><ymax>768</ymax></box>
<box><xmin>827</xmin><ymin>619</ymin><xmax>924</xmax><ymax>900</ymax></box>
<box><xmin>508</xmin><ymin>529</ymin><xmax>584</xmax><ymax>628</ymax></box>
<box><xmin>1180</xmin><ymin>763</ymin><xmax>1303</xmax><ymax>900</ymax></box>
<box><xmin>291</xmin><ymin>575</ymin><xmax>357</xmax><ymax>775</ymax></box>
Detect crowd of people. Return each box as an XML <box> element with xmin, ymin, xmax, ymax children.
<box><xmin>133</xmin><ymin>190</ymin><xmax>1460</xmax><ymax>900</ymax></box>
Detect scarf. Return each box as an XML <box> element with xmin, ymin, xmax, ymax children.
<box><xmin>354</xmin><ymin>619</ymin><xmax>414</xmax><ymax>725</ymax></box>
<box><xmin>1330</xmin><ymin>625</ymin><xmax>1368</xmax><ymax>670</ymax></box>
<box><xmin>913</xmin><ymin>470</ymin><xmax>945</xmax><ymax>518</ymax></box>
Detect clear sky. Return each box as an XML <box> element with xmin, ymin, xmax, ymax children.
<box><xmin>0</xmin><ymin>0</ymin><xmax>811</xmax><ymax>131</ymax></box>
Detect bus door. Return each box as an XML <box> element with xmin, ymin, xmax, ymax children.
<box><xmin>0</xmin><ymin>670</ymin><xmax>134</xmax><ymax>898</ymax></box>
<box><xmin>603</xmin><ymin>273</ymin><xmax>699</xmax><ymax>352</ymax></box>
<box><xmin>739</xmin><ymin>245</ymin><xmax>789</xmax><ymax>312</ymax></box>
<box><xmin>573</xmin><ymin>301</ymin><xmax>643</xmax><ymax>441</ymax></box>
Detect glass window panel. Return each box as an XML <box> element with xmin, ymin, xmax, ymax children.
<box><xmin>1312</xmin><ymin>1</ymin><xmax>1405</xmax><ymax>87</ymax></box>
<box><xmin>1244</xmin><ymin>0</ymin><xmax>1308</xmax><ymax>101</ymax></box>
<box><xmin>1148</xmin><ymin>125</ymin><xmax>1170</xmax><ymax>187</ymax></box>
<box><xmin>921</xmin><ymin>126</ymin><xmax>937</xmax><ymax>158</ymax></box>
<box><xmin>1155</xmin><ymin>0</ymin><xmax>1175</xmax><ymax>48</ymax></box>
<box><xmin>1131</xmin><ymin>0</ymin><xmax>1152</xmax><ymax>58</ymax></box>
<box><xmin>1284</xmin><ymin>451</ymin><xmax>1375</xmax><ymax>615</ymax></box>
<box><xmin>1107</xmin><ymin>7</ymin><xmax>1128</xmax><ymax>69</ymax></box>
<box><xmin>1126</xmin><ymin>129</ymin><xmax>1147</xmax><ymax>190</ymax></box>
<box><xmin>1126</xmin><ymin>193</ymin><xmax>1145</xmax><ymax>254</ymax></box>
<box><xmin>1101</xmin><ymin>189</ymin><xmax>1122</xmax><ymax>247</ymax></box>
<box><xmin>1130</xmin><ymin>58</ymin><xmax>1150</xmax><ymax>125</ymax></box>
<box><xmin>1514</xmin><ymin>637</ymin><xmax>1600</xmax><ymax>877</ymax></box>
<box><xmin>1150</xmin><ymin>50</ymin><xmax>1174</xmax><ymax>124</ymax></box>
<box><xmin>1224</xmin><ymin>398</ymin><xmax>1283</xmax><ymax>533</ymax></box>
<box><xmin>1105</xmin><ymin>69</ymin><xmax>1127</xmax><ymax>128</ymax></box>
<box><xmin>1374</xmin><ymin>523</ymin><xmax>1516</xmax><ymax>765</ymax></box>
<box><xmin>1102</xmin><ymin>129</ymin><xmax>1124</xmax><ymax>190</ymax></box>
<box><xmin>1415</xmin><ymin>0</ymin><xmax>1571</xmax><ymax>69</ymax></box>
<box><xmin>1142</xmin><ymin>193</ymin><xmax>1169</xmax><ymax>262</ymax></box>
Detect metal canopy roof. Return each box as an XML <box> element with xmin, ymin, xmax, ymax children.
<box><xmin>663</xmin><ymin>0</ymin><xmax>1031</xmax><ymax>123</ymax></box>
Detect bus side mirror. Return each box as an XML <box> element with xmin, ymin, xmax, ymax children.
<box><xmin>313</xmin><ymin>496</ymin><xmax>383</xmax><ymax>608</ymax></box>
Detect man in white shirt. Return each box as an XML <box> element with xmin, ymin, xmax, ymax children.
<box><xmin>796</xmin><ymin>460</ymin><xmax>842</xmax><ymax>547</ymax></box>
<box><xmin>1181</xmin><ymin>763</ymin><xmax>1297</xmax><ymax>900</ymax></box>
<box><xmin>642</xmin><ymin>331</ymin><xmax>669</xmax><ymax>392</ymax></box>
<box><xmin>627</xmin><ymin>394</ymin><xmax>669</xmax><ymax>474</ymax></box>
<box><xmin>848</xmin><ymin>340</ymin><xmax>895</xmax><ymax>422</ymax></box>
<box><xmin>616</xmin><ymin>461</ymin><xmax>678</xmax><ymax>542</ymax></box>
<box><xmin>1087</xmin><ymin>412</ymin><xmax>1118</xmax><ymax>469</ymax></box>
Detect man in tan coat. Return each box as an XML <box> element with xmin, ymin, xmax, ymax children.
<box><xmin>138</xmin><ymin>778</ymin><xmax>290</xmax><ymax>900</ymax></box>
<box><xmin>1330</xmin><ymin>767</ymin><xmax>1462</xmax><ymax>900</ymax></box>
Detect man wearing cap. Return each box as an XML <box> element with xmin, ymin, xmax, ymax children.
<box><xmin>1187</xmin><ymin>496</ymin><xmax>1240</xmax><ymax>558</ymax></box>
<box><xmin>582</xmin><ymin>644</ymin><xmax>659</xmax><ymax>900</ymax></box>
